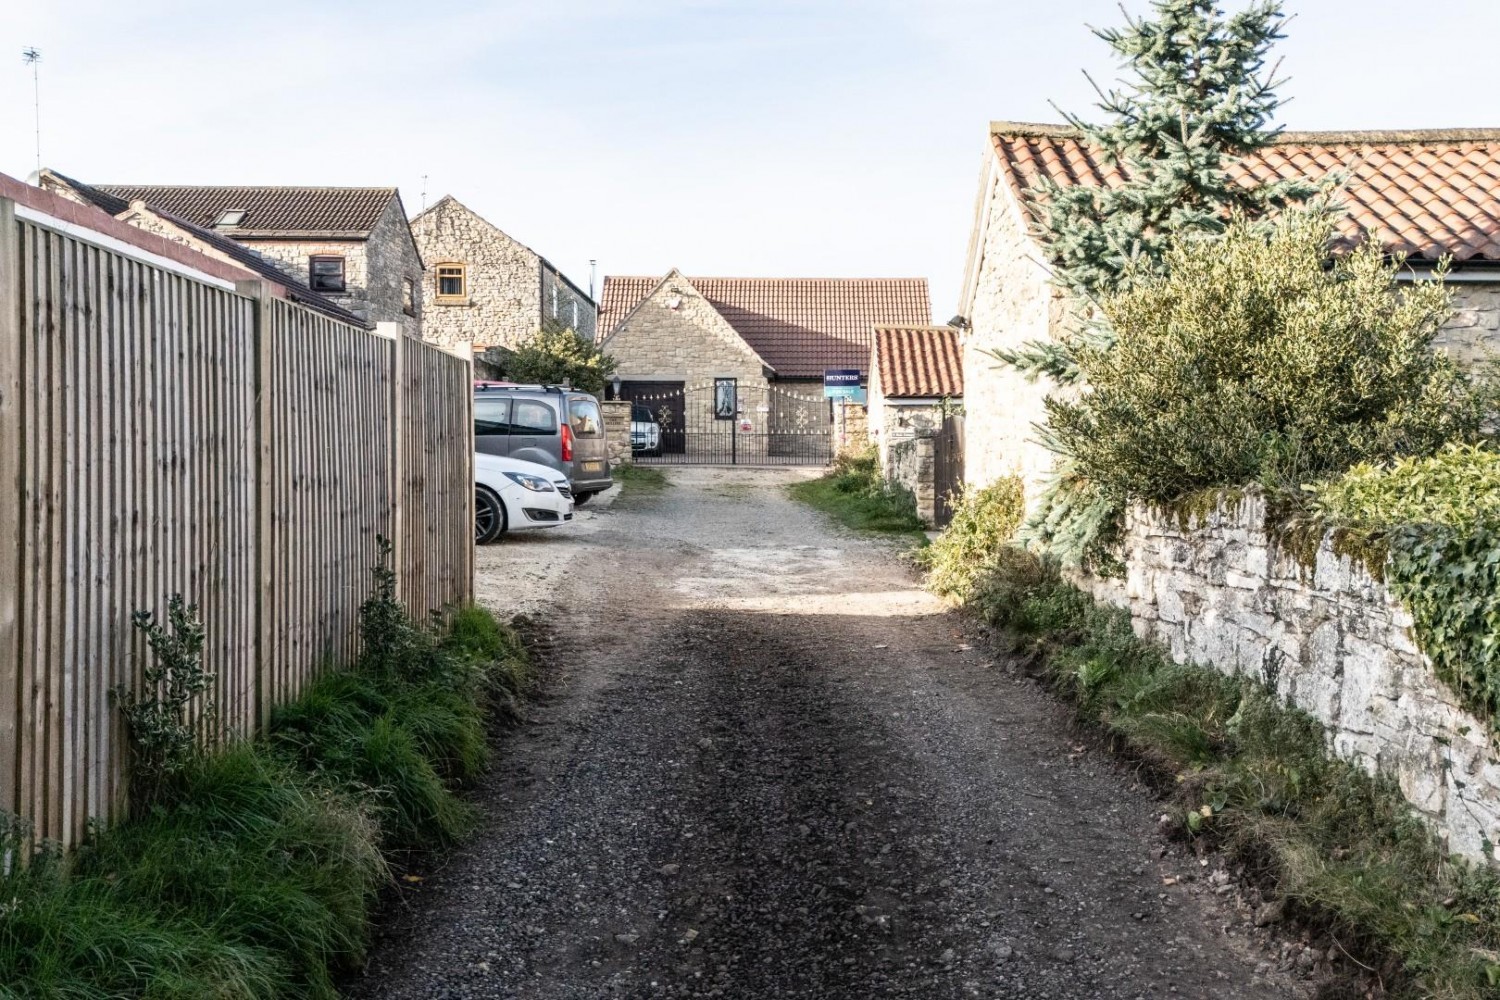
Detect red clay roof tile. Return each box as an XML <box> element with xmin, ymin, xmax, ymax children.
<box><xmin>989</xmin><ymin>123</ymin><xmax>1500</xmax><ymax>263</ymax></box>
<box><xmin>873</xmin><ymin>326</ymin><xmax>963</xmax><ymax>399</ymax></box>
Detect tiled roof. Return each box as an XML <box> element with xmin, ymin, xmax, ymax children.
<box><xmin>90</xmin><ymin>184</ymin><xmax>398</xmax><ymax>239</ymax></box>
<box><xmin>989</xmin><ymin>122</ymin><xmax>1500</xmax><ymax>263</ymax></box>
<box><xmin>600</xmin><ymin>276</ymin><xmax>932</xmax><ymax>378</ymax></box>
<box><xmin>50</xmin><ymin>172</ymin><xmax>372</xmax><ymax>327</ymax></box>
<box><xmin>873</xmin><ymin>326</ymin><xmax>963</xmax><ymax>398</ymax></box>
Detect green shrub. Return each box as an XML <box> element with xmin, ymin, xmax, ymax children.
<box><xmin>1049</xmin><ymin>214</ymin><xmax>1484</xmax><ymax>507</ymax></box>
<box><xmin>961</xmin><ymin>546</ymin><xmax>1500</xmax><ymax>998</ymax></box>
<box><xmin>502</xmin><ymin>326</ymin><xmax>617</xmax><ymax>396</ymax></box>
<box><xmin>924</xmin><ymin>476</ymin><xmax>1025</xmax><ymax>600</ymax></box>
<box><xmin>1308</xmin><ymin>443</ymin><xmax>1500</xmax><ymax>534</ymax></box>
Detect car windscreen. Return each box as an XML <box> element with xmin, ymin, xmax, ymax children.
<box><xmin>633</xmin><ymin>404</ymin><xmax>654</xmax><ymax>422</ymax></box>
<box><xmin>474</xmin><ymin>397</ymin><xmax>511</xmax><ymax>436</ymax></box>
<box><xmin>569</xmin><ymin>398</ymin><xmax>603</xmax><ymax>438</ymax></box>
<box><xmin>511</xmin><ymin>399</ymin><xmax>558</xmax><ymax>435</ymax></box>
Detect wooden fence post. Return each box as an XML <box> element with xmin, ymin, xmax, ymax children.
<box><xmin>0</xmin><ymin>199</ymin><xmax>21</xmax><ymax>822</ymax></box>
<box><xmin>237</xmin><ymin>280</ymin><xmax>275</xmax><ymax>730</ymax></box>
<box><xmin>376</xmin><ymin>323</ymin><xmax>405</xmax><ymax>604</ymax></box>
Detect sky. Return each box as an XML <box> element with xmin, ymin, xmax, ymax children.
<box><xmin>5</xmin><ymin>1</ymin><xmax>1500</xmax><ymax>316</ymax></box>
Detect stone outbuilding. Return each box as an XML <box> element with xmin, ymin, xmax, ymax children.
<box><xmin>46</xmin><ymin>180</ymin><xmax>425</xmax><ymax>337</ymax></box>
<box><xmin>408</xmin><ymin>195</ymin><xmax>596</xmax><ymax>363</ymax></box>
<box><xmin>597</xmin><ymin>272</ymin><xmax>931</xmax><ymax>461</ymax></box>
<box><xmin>868</xmin><ymin>325</ymin><xmax>964</xmax><ymax>512</ymax></box>
<box><xmin>957</xmin><ymin>123</ymin><xmax>1500</xmax><ymax>499</ymax></box>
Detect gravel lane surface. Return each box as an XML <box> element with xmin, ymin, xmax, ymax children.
<box><xmin>350</xmin><ymin>467</ymin><xmax>1302</xmax><ymax>999</ymax></box>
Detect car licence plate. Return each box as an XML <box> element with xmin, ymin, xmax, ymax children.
<box><xmin>582</xmin><ymin>461</ymin><xmax>603</xmax><ymax>473</ymax></box>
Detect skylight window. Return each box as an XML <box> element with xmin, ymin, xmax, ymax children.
<box><xmin>213</xmin><ymin>210</ymin><xmax>247</xmax><ymax>227</ymax></box>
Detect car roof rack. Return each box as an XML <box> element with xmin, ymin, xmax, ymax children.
<box><xmin>473</xmin><ymin>382</ymin><xmax>573</xmax><ymax>393</ymax></box>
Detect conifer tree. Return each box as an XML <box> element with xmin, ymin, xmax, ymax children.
<box><xmin>995</xmin><ymin>0</ymin><xmax>1335</xmax><ymax>568</ymax></box>
<box><xmin>999</xmin><ymin>0</ymin><xmax>1326</xmax><ymax>384</ymax></box>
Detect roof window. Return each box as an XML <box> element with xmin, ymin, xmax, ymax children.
<box><xmin>213</xmin><ymin>209</ymin><xmax>247</xmax><ymax>228</ymax></box>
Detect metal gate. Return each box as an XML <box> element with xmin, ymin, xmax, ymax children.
<box><xmin>933</xmin><ymin>413</ymin><xmax>965</xmax><ymax>526</ymax></box>
<box><xmin>621</xmin><ymin>380</ymin><xmax>833</xmax><ymax>466</ymax></box>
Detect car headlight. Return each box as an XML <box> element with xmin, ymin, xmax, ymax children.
<box><xmin>503</xmin><ymin>471</ymin><xmax>556</xmax><ymax>492</ymax></box>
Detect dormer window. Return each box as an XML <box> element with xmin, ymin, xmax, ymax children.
<box><xmin>213</xmin><ymin>209</ymin><xmax>246</xmax><ymax>228</ymax></box>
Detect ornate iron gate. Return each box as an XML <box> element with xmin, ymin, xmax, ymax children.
<box><xmin>933</xmin><ymin>413</ymin><xmax>965</xmax><ymax>526</ymax></box>
<box><xmin>622</xmin><ymin>380</ymin><xmax>833</xmax><ymax>466</ymax></box>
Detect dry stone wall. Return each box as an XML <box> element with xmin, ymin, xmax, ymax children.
<box><xmin>1078</xmin><ymin>493</ymin><xmax>1500</xmax><ymax>863</ymax></box>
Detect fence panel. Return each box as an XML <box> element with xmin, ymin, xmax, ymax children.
<box><xmin>0</xmin><ymin>204</ymin><xmax>472</xmax><ymax>848</ymax></box>
<box><xmin>400</xmin><ymin>336</ymin><xmax>473</xmax><ymax>618</ymax></box>
<box><xmin>4</xmin><ymin>218</ymin><xmax>260</xmax><ymax>846</ymax></box>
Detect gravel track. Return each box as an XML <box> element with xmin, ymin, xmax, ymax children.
<box><xmin>349</xmin><ymin>467</ymin><xmax>1304</xmax><ymax>999</ymax></box>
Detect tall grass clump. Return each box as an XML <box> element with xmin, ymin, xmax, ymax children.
<box><xmin>0</xmin><ymin>548</ymin><xmax>531</xmax><ymax>999</ymax></box>
<box><xmin>965</xmin><ymin>546</ymin><xmax>1500</xmax><ymax>998</ymax></box>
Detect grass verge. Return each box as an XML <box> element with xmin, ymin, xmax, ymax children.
<box><xmin>0</xmin><ymin>585</ymin><xmax>531</xmax><ymax>999</ymax></box>
<box><xmin>615</xmin><ymin>462</ymin><xmax>669</xmax><ymax>493</ymax></box>
<box><xmin>965</xmin><ymin>548</ymin><xmax>1500</xmax><ymax>999</ymax></box>
<box><xmin>790</xmin><ymin>448</ymin><xmax>927</xmax><ymax>541</ymax></box>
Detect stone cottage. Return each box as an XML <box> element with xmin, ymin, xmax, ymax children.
<box><xmin>597</xmin><ymin>272</ymin><xmax>931</xmax><ymax>461</ymax></box>
<box><xmin>37</xmin><ymin>170</ymin><xmax>368</xmax><ymax>329</ymax></box>
<box><xmin>408</xmin><ymin>195</ymin><xmax>596</xmax><ymax>362</ymax></box>
<box><xmin>42</xmin><ymin>176</ymin><xmax>424</xmax><ymax>337</ymax></box>
<box><xmin>957</xmin><ymin>123</ymin><xmax>1500</xmax><ymax>498</ymax></box>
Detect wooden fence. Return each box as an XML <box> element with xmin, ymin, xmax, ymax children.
<box><xmin>0</xmin><ymin>199</ymin><xmax>473</xmax><ymax>848</ymax></box>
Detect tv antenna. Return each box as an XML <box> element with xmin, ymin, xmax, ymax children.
<box><xmin>22</xmin><ymin>47</ymin><xmax>41</xmax><ymax>174</ymax></box>
<box><xmin>420</xmin><ymin>174</ymin><xmax>428</xmax><ymax>212</ymax></box>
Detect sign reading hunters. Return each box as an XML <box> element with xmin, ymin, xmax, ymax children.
<box><xmin>823</xmin><ymin>369</ymin><xmax>862</xmax><ymax>400</ymax></box>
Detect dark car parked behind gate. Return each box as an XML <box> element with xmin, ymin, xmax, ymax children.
<box><xmin>474</xmin><ymin>384</ymin><xmax>613</xmax><ymax>503</ymax></box>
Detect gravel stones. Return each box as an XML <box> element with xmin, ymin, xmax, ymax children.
<box><xmin>348</xmin><ymin>468</ymin><xmax>1307</xmax><ymax>999</ymax></box>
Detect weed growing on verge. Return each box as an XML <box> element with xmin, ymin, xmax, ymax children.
<box><xmin>112</xmin><ymin>596</ymin><xmax>213</xmax><ymax>809</ymax></box>
<box><xmin>615</xmin><ymin>463</ymin><xmax>669</xmax><ymax>493</ymax></box>
<box><xmin>919</xmin><ymin>476</ymin><xmax>1025</xmax><ymax>600</ymax></box>
<box><xmin>961</xmin><ymin>547</ymin><xmax>1500</xmax><ymax>999</ymax></box>
<box><xmin>790</xmin><ymin>447</ymin><xmax>926</xmax><ymax>540</ymax></box>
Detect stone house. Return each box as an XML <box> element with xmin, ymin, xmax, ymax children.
<box><xmin>867</xmin><ymin>325</ymin><xmax>964</xmax><ymax>524</ymax></box>
<box><xmin>42</xmin><ymin>177</ymin><xmax>424</xmax><ymax>337</ymax></box>
<box><xmin>37</xmin><ymin>170</ymin><xmax>368</xmax><ymax>328</ymax></box>
<box><xmin>408</xmin><ymin>195</ymin><xmax>596</xmax><ymax>362</ymax></box>
<box><xmin>957</xmin><ymin>123</ymin><xmax>1500</xmax><ymax>499</ymax></box>
<box><xmin>597</xmin><ymin>272</ymin><xmax>931</xmax><ymax>460</ymax></box>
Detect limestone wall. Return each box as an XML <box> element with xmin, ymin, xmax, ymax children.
<box><xmin>1437</xmin><ymin>283</ymin><xmax>1500</xmax><ymax>367</ymax></box>
<box><xmin>961</xmin><ymin>171</ymin><xmax>1065</xmax><ymax>501</ymax></box>
<box><xmin>1078</xmin><ymin>493</ymin><xmax>1500</xmax><ymax>863</ymax></box>
<box><xmin>410</xmin><ymin>197</ymin><xmax>543</xmax><ymax>353</ymax></box>
<box><xmin>542</xmin><ymin>265</ymin><xmax>598</xmax><ymax>342</ymax></box>
<box><xmin>888</xmin><ymin>435</ymin><xmax>936</xmax><ymax>526</ymax></box>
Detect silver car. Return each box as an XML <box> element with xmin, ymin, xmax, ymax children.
<box><xmin>474</xmin><ymin>384</ymin><xmax>614</xmax><ymax>503</ymax></box>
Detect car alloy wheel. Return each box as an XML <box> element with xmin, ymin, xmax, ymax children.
<box><xmin>475</xmin><ymin>486</ymin><xmax>506</xmax><ymax>544</ymax></box>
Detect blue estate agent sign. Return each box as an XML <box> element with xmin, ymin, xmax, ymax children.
<box><xmin>823</xmin><ymin>369</ymin><xmax>862</xmax><ymax>399</ymax></box>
